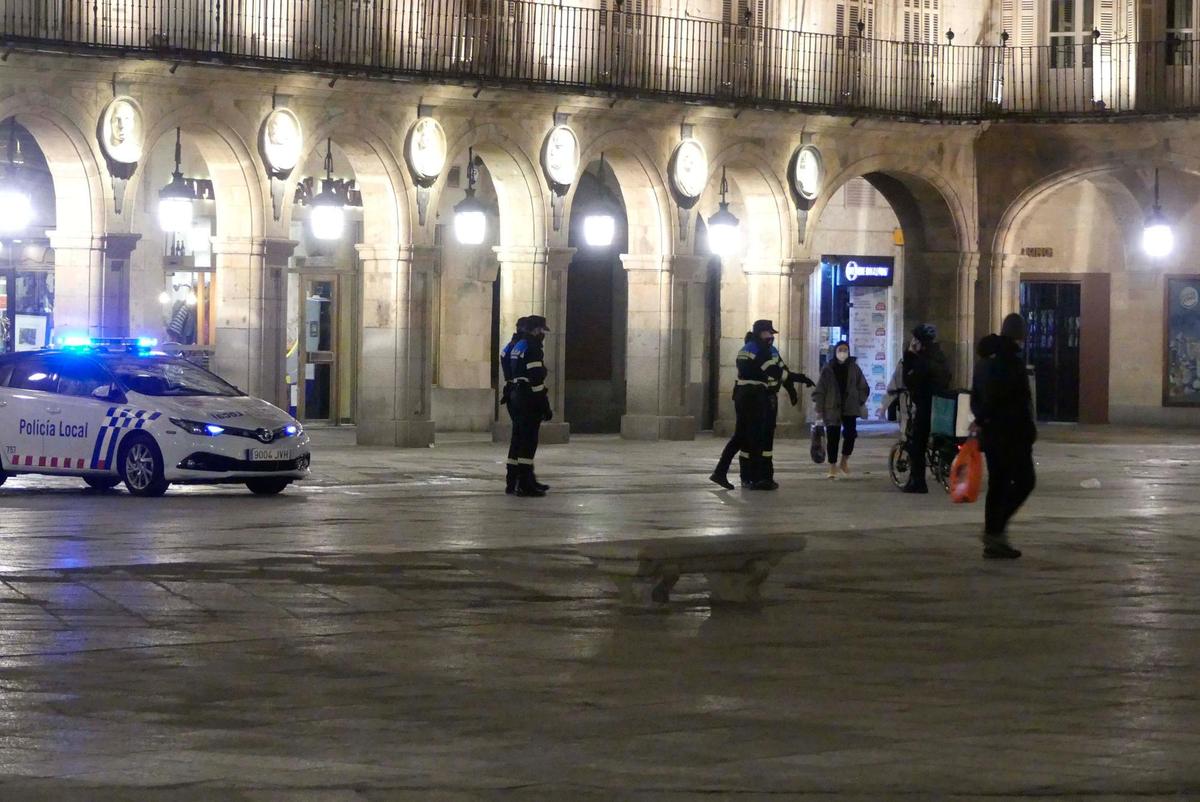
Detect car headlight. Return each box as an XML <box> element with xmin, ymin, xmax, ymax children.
<box><xmin>169</xmin><ymin>418</ymin><xmax>225</xmax><ymax>436</ymax></box>
<box><xmin>284</xmin><ymin>423</ymin><xmax>303</xmax><ymax>437</ymax></box>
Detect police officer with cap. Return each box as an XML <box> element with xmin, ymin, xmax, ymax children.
<box><xmin>719</xmin><ymin>319</ymin><xmax>811</xmax><ymax>490</ymax></box>
<box><xmin>508</xmin><ymin>314</ymin><xmax>553</xmax><ymax>497</ymax></box>
<box><xmin>500</xmin><ymin>316</ymin><xmax>528</xmax><ymax>494</ymax></box>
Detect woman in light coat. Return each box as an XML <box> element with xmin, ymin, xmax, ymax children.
<box><xmin>812</xmin><ymin>341</ymin><xmax>871</xmax><ymax>479</ymax></box>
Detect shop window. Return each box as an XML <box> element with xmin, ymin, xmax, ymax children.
<box><xmin>1049</xmin><ymin>0</ymin><xmax>1095</xmax><ymax>69</ymax></box>
<box><xmin>1</xmin><ymin>248</ymin><xmax>54</xmax><ymax>355</ymax></box>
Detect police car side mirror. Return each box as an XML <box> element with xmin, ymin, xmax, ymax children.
<box><xmin>92</xmin><ymin>384</ymin><xmax>124</xmax><ymax>403</ymax></box>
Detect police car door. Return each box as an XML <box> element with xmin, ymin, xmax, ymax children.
<box><xmin>1</xmin><ymin>354</ymin><xmax>58</xmax><ymax>471</ymax></box>
<box><xmin>44</xmin><ymin>354</ymin><xmax>118</xmax><ymax>473</ymax></box>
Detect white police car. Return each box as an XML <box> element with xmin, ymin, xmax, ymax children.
<box><xmin>0</xmin><ymin>338</ymin><xmax>310</xmax><ymax>496</ymax></box>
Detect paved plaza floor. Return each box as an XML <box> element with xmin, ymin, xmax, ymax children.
<box><xmin>1</xmin><ymin>425</ymin><xmax>1199</xmax><ymax>799</ymax></box>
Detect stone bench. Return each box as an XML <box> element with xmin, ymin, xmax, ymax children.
<box><xmin>577</xmin><ymin>534</ymin><xmax>807</xmax><ymax>607</ymax></box>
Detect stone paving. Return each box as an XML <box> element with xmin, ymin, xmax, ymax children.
<box><xmin>1</xmin><ymin>426</ymin><xmax>1200</xmax><ymax>799</ymax></box>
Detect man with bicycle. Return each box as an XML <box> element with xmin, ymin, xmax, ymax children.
<box><xmin>899</xmin><ymin>323</ymin><xmax>951</xmax><ymax>494</ymax></box>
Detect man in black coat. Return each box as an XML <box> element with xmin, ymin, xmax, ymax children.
<box><xmin>901</xmin><ymin>323</ymin><xmax>951</xmax><ymax>493</ymax></box>
<box><xmin>970</xmin><ymin>314</ymin><xmax>1037</xmax><ymax>559</ymax></box>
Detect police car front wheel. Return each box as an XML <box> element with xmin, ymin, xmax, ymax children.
<box><xmin>119</xmin><ymin>433</ymin><xmax>169</xmax><ymax>497</ymax></box>
<box><xmin>245</xmin><ymin>478</ymin><xmax>291</xmax><ymax>496</ymax></box>
<box><xmin>84</xmin><ymin>476</ymin><xmax>121</xmax><ymax>491</ymax></box>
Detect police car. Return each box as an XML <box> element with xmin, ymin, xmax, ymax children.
<box><xmin>0</xmin><ymin>338</ymin><xmax>310</xmax><ymax>497</ymax></box>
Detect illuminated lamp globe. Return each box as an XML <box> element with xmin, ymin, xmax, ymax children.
<box><xmin>157</xmin><ymin>172</ymin><xmax>194</xmax><ymax>234</ymax></box>
<box><xmin>706</xmin><ymin>203</ymin><xmax>741</xmax><ymax>258</ymax></box>
<box><xmin>309</xmin><ymin>187</ymin><xmax>346</xmax><ymax>241</ymax></box>
<box><xmin>583</xmin><ymin>214</ymin><xmax>616</xmax><ymax>248</ymax></box>
<box><xmin>453</xmin><ymin>190</ymin><xmax>487</xmax><ymax>246</ymax></box>
<box><xmin>0</xmin><ymin>189</ymin><xmax>33</xmax><ymax>234</ymax></box>
<box><xmin>1142</xmin><ymin>209</ymin><xmax>1174</xmax><ymax>259</ymax></box>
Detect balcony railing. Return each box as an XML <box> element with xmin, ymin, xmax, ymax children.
<box><xmin>3</xmin><ymin>0</ymin><xmax>1200</xmax><ymax>121</ymax></box>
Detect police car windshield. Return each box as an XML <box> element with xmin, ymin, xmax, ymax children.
<box><xmin>105</xmin><ymin>356</ymin><xmax>243</xmax><ymax>397</ymax></box>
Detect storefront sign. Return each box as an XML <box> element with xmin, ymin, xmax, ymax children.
<box><xmin>1164</xmin><ymin>276</ymin><xmax>1200</xmax><ymax>406</ymax></box>
<box><xmin>1021</xmin><ymin>247</ymin><xmax>1055</xmax><ymax>258</ymax></box>
<box><xmin>830</xmin><ymin>256</ymin><xmax>895</xmax><ymax>287</ymax></box>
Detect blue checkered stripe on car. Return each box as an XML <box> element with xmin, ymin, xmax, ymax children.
<box><xmin>90</xmin><ymin>408</ymin><xmax>162</xmax><ymax>470</ymax></box>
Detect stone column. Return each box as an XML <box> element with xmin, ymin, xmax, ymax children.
<box><xmin>674</xmin><ymin>254</ymin><xmax>709</xmax><ymax>424</ymax></box>
<box><xmin>785</xmin><ymin>259</ymin><xmax>818</xmax><ymax>428</ymax></box>
<box><xmin>98</xmin><ymin>234</ymin><xmax>141</xmax><ymax>337</ymax></box>
<box><xmin>743</xmin><ymin>260</ymin><xmax>803</xmax><ymax>439</ymax></box>
<box><xmin>491</xmin><ymin>245</ymin><xmax>572</xmax><ymax>445</ymax></box>
<box><xmin>620</xmin><ymin>253</ymin><xmax>695</xmax><ymax>441</ymax></box>
<box><xmin>905</xmin><ymin>249</ymin><xmax>978</xmax><ymax>385</ymax></box>
<box><xmin>46</xmin><ymin>232</ymin><xmax>105</xmax><ymax>339</ymax></box>
<box><xmin>211</xmin><ymin>237</ymin><xmax>292</xmax><ymax>407</ymax></box>
<box><xmin>356</xmin><ymin>243</ymin><xmax>437</xmax><ymax>448</ymax></box>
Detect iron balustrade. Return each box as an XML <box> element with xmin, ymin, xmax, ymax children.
<box><xmin>3</xmin><ymin>0</ymin><xmax>1200</xmax><ymax>121</ymax></box>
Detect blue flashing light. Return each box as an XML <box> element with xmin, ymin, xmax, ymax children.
<box><xmin>58</xmin><ymin>335</ymin><xmax>95</xmax><ymax>348</ymax></box>
<box><xmin>136</xmin><ymin>337</ymin><xmax>158</xmax><ymax>349</ymax></box>
<box><xmin>284</xmin><ymin>425</ymin><xmax>299</xmax><ymax>436</ymax></box>
<box><xmin>205</xmin><ymin>424</ymin><xmax>225</xmax><ymax>436</ymax></box>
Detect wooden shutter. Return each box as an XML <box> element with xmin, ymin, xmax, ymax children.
<box><xmin>1097</xmin><ymin>0</ymin><xmax>1116</xmax><ymax>39</ymax></box>
<box><xmin>1018</xmin><ymin>0</ymin><xmax>1035</xmax><ymax>46</ymax></box>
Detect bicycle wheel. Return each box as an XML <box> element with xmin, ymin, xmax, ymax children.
<box><xmin>888</xmin><ymin>441</ymin><xmax>911</xmax><ymax>489</ymax></box>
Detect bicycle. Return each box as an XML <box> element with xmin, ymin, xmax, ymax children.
<box><xmin>887</xmin><ymin>389</ymin><xmax>966</xmax><ymax>493</ymax></box>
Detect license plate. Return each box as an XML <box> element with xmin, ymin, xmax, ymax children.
<box><xmin>247</xmin><ymin>447</ymin><xmax>292</xmax><ymax>462</ymax></box>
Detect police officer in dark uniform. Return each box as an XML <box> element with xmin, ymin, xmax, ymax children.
<box><xmin>500</xmin><ymin>316</ymin><xmax>528</xmax><ymax>494</ymax></box>
<box><xmin>508</xmin><ymin>315</ymin><xmax>553</xmax><ymax>497</ymax></box>
<box><xmin>710</xmin><ymin>324</ymin><xmax>812</xmax><ymax>489</ymax></box>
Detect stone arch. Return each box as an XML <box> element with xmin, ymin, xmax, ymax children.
<box><xmin>0</xmin><ymin>92</ymin><xmax>107</xmax><ymax>241</ymax></box>
<box><xmin>437</xmin><ymin>123</ymin><xmax>547</xmax><ymax>250</ymax></box>
<box><xmin>564</xmin><ymin>130</ymin><xmax>673</xmax><ymax>258</ymax></box>
<box><xmin>130</xmin><ymin>104</ymin><xmax>267</xmax><ymax>243</ymax></box>
<box><xmin>704</xmin><ymin>143</ymin><xmax>793</xmax><ymax>267</ymax></box>
<box><xmin>0</xmin><ymin>93</ymin><xmax>110</xmax><ymax>337</ymax></box>
<box><xmin>699</xmin><ymin>143</ymin><xmax>795</xmax><ymax>434</ymax></box>
<box><xmin>985</xmin><ymin>163</ymin><xmax>1200</xmax><ymax>426</ymax></box>
<box><xmin>806</xmin><ymin>156</ymin><xmax>975</xmax><ymax>379</ymax></box>
<box><xmin>284</xmin><ymin>115</ymin><xmax>412</xmax><ymax>247</ymax></box>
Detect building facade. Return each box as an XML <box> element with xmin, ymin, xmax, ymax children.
<box><xmin>2</xmin><ymin>0</ymin><xmax>1199</xmax><ymax>446</ymax></box>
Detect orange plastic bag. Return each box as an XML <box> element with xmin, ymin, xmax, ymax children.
<box><xmin>949</xmin><ymin>437</ymin><xmax>983</xmax><ymax>504</ymax></box>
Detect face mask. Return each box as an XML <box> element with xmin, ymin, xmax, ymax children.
<box><xmin>836</xmin><ymin>350</ymin><xmax>849</xmax><ymax>363</ymax></box>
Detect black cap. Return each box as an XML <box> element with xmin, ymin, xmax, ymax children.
<box><xmin>912</xmin><ymin>323</ymin><xmax>937</xmax><ymax>344</ymax></box>
<box><xmin>526</xmin><ymin>315</ymin><xmax>550</xmax><ymax>332</ymax></box>
<box><xmin>515</xmin><ymin>316</ymin><xmax>529</xmax><ymax>333</ymax></box>
<box><xmin>752</xmin><ymin>319</ymin><xmax>779</xmax><ymax>335</ymax></box>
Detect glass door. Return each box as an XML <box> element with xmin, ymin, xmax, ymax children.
<box><xmin>299</xmin><ymin>276</ymin><xmax>337</xmax><ymax>423</ymax></box>
<box><xmin>1020</xmin><ymin>281</ymin><xmax>1082</xmax><ymax>422</ymax></box>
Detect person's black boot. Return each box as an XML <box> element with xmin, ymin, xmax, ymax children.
<box><xmin>902</xmin><ymin>479</ymin><xmax>929</xmax><ymax>494</ymax></box>
<box><xmin>709</xmin><ymin>470</ymin><xmax>735</xmax><ymax>490</ymax></box>
<box><xmin>531</xmin><ymin>473</ymin><xmax>550</xmax><ymax>492</ymax></box>
<box><xmin>983</xmin><ymin>542</ymin><xmax>1022</xmax><ymax>559</ymax></box>
<box><xmin>505</xmin><ymin>465</ymin><xmax>517</xmax><ymax>495</ymax></box>
<box><xmin>738</xmin><ymin>457</ymin><xmax>752</xmax><ymax>487</ymax></box>
<box><xmin>750</xmin><ymin>479</ymin><xmax>779</xmax><ymax>491</ymax></box>
<box><xmin>514</xmin><ymin>467</ymin><xmax>546</xmax><ymax>497</ymax></box>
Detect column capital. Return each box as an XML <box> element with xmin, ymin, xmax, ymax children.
<box><xmin>670</xmin><ymin>254</ymin><xmax>709</xmax><ymax>282</ymax></box>
<box><xmin>212</xmin><ymin>237</ymin><xmax>266</xmax><ymax>258</ymax></box>
<box><xmin>781</xmin><ymin>258</ymin><xmax>819</xmax><ymax>275</ymax></box>
<box><xmin>545</xmin><ymin>246</ymin><xmax>577</xmax><ymax>273</ymax></box>
<box><xmin>46</xmin><ymin>231</ymin><xmax>106</xmax><ymax>252</ymax></box>
<box><xmin>263</xmin><ymin>238</ymin><xmax>299</xmax><ymax>265</ymax></box>
<box><xmin>741</xmin><ymin>259</ymin><xmax>790</xmax><ymax>277</ymax></box>
<box><xmin>493</xmin><ymin>245</ymin><xmax>549</xmax><ymax>266</ymax></box>
<box><xmin>356</xmin><ymin>242</ymin><xmax>439</xmax><ymax>269</ymax></box>
<box><xmin>620</xmin><ymin>253</ymin><xmax>672</xmax><ymax>272</ymax></box>
<box><xmin>101</xmin><ymin>233</ymin><xmax>142</xmax><ymax>261</ymax></box>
